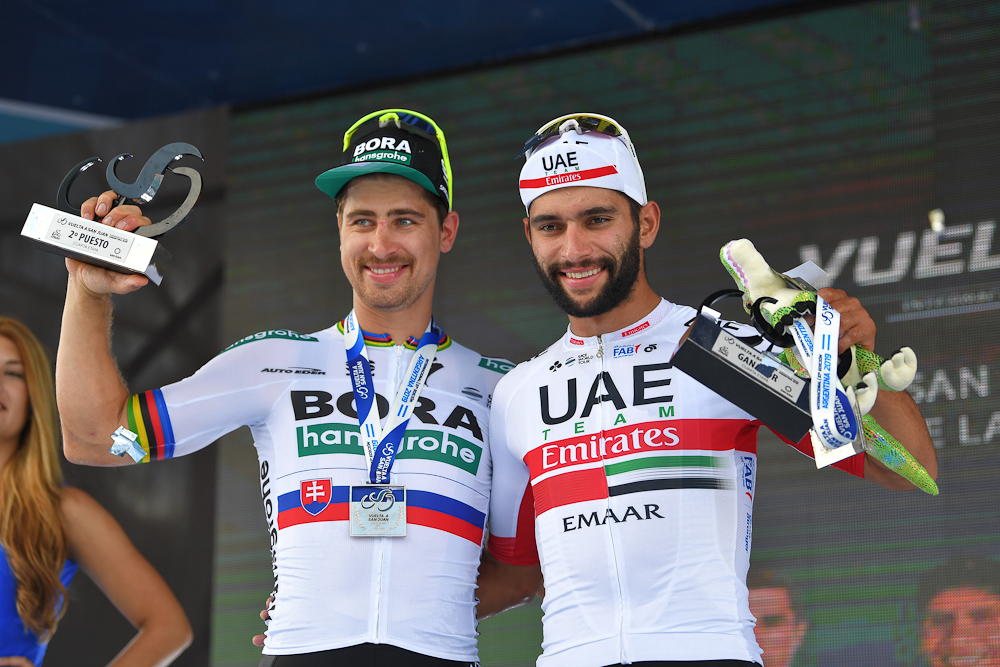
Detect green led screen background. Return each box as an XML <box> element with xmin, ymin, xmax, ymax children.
<box><xmin>210</xmin><ymin>1</ymin><xmax>1000</xmax><ymax>665</ymax></box>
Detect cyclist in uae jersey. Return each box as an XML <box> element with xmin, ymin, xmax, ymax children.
<box><xmin>56</xmin><ymin>109</ymin><xmax>521</xmax><ymax>666</ymax></box>
<box><xmin>488</xmin><ymin>301</ymin><xmax>863</xmax><ymax>665</ymax></box>
<box><xmin>483</xmin><ymin>114</ymin><xmax>938</xmax><ymax>667</ymax></box>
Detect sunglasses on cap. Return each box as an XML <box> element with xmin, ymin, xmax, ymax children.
<box><xmin>343</xmin><ymin>109</ymin><xmax>454</xmax><ymax>208</ymax></box>
<box><xmin>518</xmin><ymin>113</ymin><xmax>634</xmax><ymax>158</ymax></box>
<box><xmin>519</xmin><ymin>112</ymin><xmax>647</xmax><ymax>201</ymax></box>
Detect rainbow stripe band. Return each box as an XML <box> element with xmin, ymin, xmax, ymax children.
<box><xmin>125</xmin><ymin>389</ymin><xmax>176</xmax><ymax>463</ymax></box>
<box><xmin>335</xmin><ymin>320</ymin><xmax>452</xmax><ymax>351</ymax></box>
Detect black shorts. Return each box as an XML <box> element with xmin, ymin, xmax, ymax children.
<box><xmin>258</xmin><ymin>643</ymin><xmax>477</xmax><ymax>667</ymax></box>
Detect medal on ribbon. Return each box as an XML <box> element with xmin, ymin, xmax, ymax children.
<box><xmin>344</xmin><ymin>311</ymin><xmax>439</xmax><ymax>536</ymax></box>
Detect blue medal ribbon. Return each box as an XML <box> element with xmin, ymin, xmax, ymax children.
<box><xmin>344</xmin><ymin>311</ymin><xmax>440</xmax><ymax>484</ymax></box>
<box><xmin>787</xmin><ymin>296</ymin><xmax>859</xmax><ymax>448</ymax></box>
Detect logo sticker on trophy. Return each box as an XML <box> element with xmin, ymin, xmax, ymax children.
<box><xmin>19</xmin><ymin>142</ymin><xmax>204</xmax><ymax>286</ymax></box>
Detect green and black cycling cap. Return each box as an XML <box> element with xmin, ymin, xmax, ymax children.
<box><xmin>315</xmin><ymin>109</ymin><xmax>453</xmax><ymax>211</ymax></box>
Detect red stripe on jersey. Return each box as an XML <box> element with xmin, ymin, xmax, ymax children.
<box><xmin>143</xmin><ymin>390</ymin><xmax>165</xmax><ymax>460</ymax></box>
<box><xmin>532</xmin><ymin>467</ymin><xmax>608</xmax><ymax>516</ymax></box>
<box><xmin>735</xmin><ymin>421</ymin><xmax>760</xmax><ymax>456</ymax></box>
<box><xmin>488</xmin><ymin>483</ymin><xmax>540</xmax><ymax>566</ymax></box>
<box><xmin>408</xmin><ymin>507</ymin><xmax>484</xmax><ymax>544</ymax></box>
<box><xmin>524</xmin><ymin>419</ymin><xmax>758</xmax><ymax>480</ymax></box>
<box><xmin>277</xmin><ymin>504</ymin><xmax>348</xmax><ymax>529</ymax></box>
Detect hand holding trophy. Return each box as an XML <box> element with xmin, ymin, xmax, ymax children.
<box><xmin>20</xmin><ymin>143</ymin><xmax>203</xmax><ymax>286</ymax></box>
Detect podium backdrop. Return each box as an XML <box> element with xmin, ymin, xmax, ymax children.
<box><xmin>216</xmin><ymin>1</ymin><xmax>1000</xmax><ymax>665</ymax></box>
<box><xmin>1</xmin><ymin>1</ymin><xmax>997</xmax><ymax>665</ymax></box>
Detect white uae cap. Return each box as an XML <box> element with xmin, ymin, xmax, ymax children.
<box><xmin>518</xmin><ymin>119</ymin><xmax>647</xmax><ymax>212</ymax></box>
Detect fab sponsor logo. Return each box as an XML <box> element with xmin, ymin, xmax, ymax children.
<box><xmin>296</xmin><ymin>422</ymin><xmax>482</xmax><ymax>474</ymax></box>
<box><xmin>612</xmin><ymin>344</ymin><xmax>641</xmax><ymax>359</ymax></box>
<box><xmin>738</xmin><ymin>454</ymin><xmax>756</xmax><ymax>498</ymax></box>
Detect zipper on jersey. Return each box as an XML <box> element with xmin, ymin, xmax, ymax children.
<box><xmin>374</xmin><ymin>344</ymin><xmax>403</xmax><ymax>643</ymax></box>
<box><xmin>374</xmin><ymin>540</ymin><xmax>385</xmax><ymax>643</ymax></box>
<box><xmin>597</xmin><ymin>334</ymin><xmax>628</xmax><ymax>663</ymax></box>
<box><xmin>373</xmin><ymin>343</ymin><xmax>406</xmax><ymax>644</ymax></box>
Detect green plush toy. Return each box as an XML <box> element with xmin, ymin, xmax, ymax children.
<box><xmin>719</xmin><ymin>239</ymin><xmax>938</xmax><ymax>495</ymax></box>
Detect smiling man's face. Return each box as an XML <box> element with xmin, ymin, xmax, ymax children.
<box><xmin>922</xmin><ymin>586</ymin><xmax>1000</xmax><ymax>667</ymax></box>
<box><xmin>524</xmin><ymin>186</ymin><xmax>642</xmax><ymax>318</ymax></box>
<box><xmin>338</xmin><ymin>174</ymin><xmax>456</xmax><ymax>313</ymax></box>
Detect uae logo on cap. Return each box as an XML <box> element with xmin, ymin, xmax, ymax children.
<box><xmin>300</xmin><ymin>478</ymin><xmax>333</xmax><ymax>516</ymax></box>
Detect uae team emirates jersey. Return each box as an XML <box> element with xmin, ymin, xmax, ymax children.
<box><xmin>125</xmin><ymin>321</ymin><xmax>512</xmax><ymax>659</ymax></box>
<box><xmin>488</xmin><ymin>299</ymin><xmax>864</xmax><ymax>667</ymax></box>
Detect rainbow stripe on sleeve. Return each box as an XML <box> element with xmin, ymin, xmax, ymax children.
<box><xmin>125</xmin><ymin>389</ymin><xmax>176</xmax><ymax>463</ymax></box>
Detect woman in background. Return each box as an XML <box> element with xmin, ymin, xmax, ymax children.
<box><xmin>0</xmin><ymin>317</ymin><xmax>191</xmax><ymax>666</ymax></box>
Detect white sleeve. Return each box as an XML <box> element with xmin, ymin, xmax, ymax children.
<box><xmin>486</xmin><ymin>372</ymin><xmax>539</xmax><ymax>566</ymax></box>
<box><xmin>126</xmin><ymin>341</ymin><xmax>287</xmax><ymax>463</ymax></box>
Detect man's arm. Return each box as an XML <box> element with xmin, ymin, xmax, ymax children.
<box><xmin>819</xmin><ymin>288</ymin><xmax>937</xmax><ymax>491</ymax></box>
<box><xmin>862</xmin><ymin>389</ymin><xmax>937</xmax><ymax>490</ymax></box>
<box><xmin>476</xmin><ymin>547</ymin><xmax>542</xmax><ymax>620</ymax></box>
<box><xmin>57</xmin><ymin>192</ymin><xmax>152</xmax><ymax>465</ymax></box>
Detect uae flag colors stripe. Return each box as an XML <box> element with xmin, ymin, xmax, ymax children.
<box><xmin>526</xmin><ymin>419</ymin><xmax>758</xmax><ymax>515</ymax></box>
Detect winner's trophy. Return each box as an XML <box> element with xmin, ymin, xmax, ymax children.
<box><xmin>673</xmin><ymin>251</ymin><xmax>865</xmax><ymax>467</ymax></box>
<box><xmin>20</xmin><ymin>143</ymin><xmax>203</xmax><ymax>286</ymax></box>
<box><xmin>673</xmin><ymin>296</ymin><xmax>815</xmax><ymax>444</ymax></box>
<box><xmin>672</xmin><ymin>239</ymin><xmax>938</xmax><ymax>495</ymax></box>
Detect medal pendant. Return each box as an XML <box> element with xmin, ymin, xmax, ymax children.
<box><xmin>349</xmin><ymin>484</ymin><xmax>406</xmax><ymax>537</ymax></box>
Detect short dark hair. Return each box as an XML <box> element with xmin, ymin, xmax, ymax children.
<box><xmin>334</xmin><ymin>173</ymin><xmax>448</xmax><ymax>226</ymax></box>
<box><xmin>916</xmin><ymin>555</ymin><xmax>1000</xmax><ymax>615</ymax></box>
<box><xmin>625</xmin><ymin>195</ymin><xmax>643</xmax><ymax>227</ymax></box>
<box><xmin>747</xmin><ymin>567</ymin><xmax>806</xmax><ymax>619</ymax></box>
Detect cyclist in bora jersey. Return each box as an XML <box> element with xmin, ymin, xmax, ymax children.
<box><xmin>55</xmin><ymin>110</ymin><xmax>538</xmax><ymax>667</ymax></box>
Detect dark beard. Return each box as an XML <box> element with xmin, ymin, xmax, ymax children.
<box><xmin>531</xmin><ymin>223</ymin><xmax>642</xmax><ymax>318</ymax></box>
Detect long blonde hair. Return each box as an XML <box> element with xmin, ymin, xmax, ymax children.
<box><xmin>0</xmin><ymin>318</ymin><xmax>68</xmax><ymax>642</ymax></box>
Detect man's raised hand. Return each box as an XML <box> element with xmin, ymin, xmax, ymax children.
<box><xmin>68</xmin><ymin>190</ymin><xmax>153</xmax><ymax>295</ymax></box>
<box><xmin>817</xmin><ymin>287</ymin><xmax>876</xmax><ymax>354</ymax></box>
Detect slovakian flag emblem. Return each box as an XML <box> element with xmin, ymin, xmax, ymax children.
<box><xmin>300</xmin><ymin>479</ymin><xmax>332</xmax><ymax>516</ymax></box>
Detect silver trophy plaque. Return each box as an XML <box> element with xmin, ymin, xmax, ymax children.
<box><xmin>21</xmin><ymin>143</ymin><xmax>203</xmax><ymax>286</ymax></box>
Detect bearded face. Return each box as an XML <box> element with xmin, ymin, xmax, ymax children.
<box><xmin>531</xmin><ymin>219</ymin><xmax>641</xmax><ymax>318</ymax></box>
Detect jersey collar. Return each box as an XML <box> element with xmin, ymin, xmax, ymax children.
<box><xmin>560</xmin><ymin>298</ymin><xmax>674</xmax><ymax>349</ymax></box>
<box><xmin>335</xmin><ymin>317</ymin><xmax>451</xmax><ymax>351</ymax></box>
